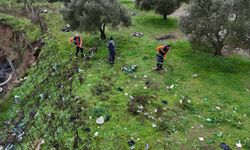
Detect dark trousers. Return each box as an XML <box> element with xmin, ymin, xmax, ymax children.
<box><xmin>156</xmin><ymin>54</ymin><xmax>164</xmax><ymax>70</ymax></box>
<box><xmin>76</xmin><ymin>47</ymin><xmax>84</xmax><ymax>58</ymax></box>
<box><xmin>109</xmin><ymin>51</ymin><xmax>115</xmax><ymax>64</ymax></box>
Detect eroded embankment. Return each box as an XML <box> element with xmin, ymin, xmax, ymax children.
<box><xmin>0</xmin><ymin>23</ymin><xmax>44</xmax><ymax>97</ymax></box>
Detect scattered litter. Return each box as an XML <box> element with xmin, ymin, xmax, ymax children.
<box><xmin>14</xmin><ymin>95</ymin><xmax>20</xmax><ymax>103</ymax></box>
<box><xmin>220</xmin><ymin>143</ymin><xmax>231</xmax><ymax>150</ymax></box>
<box><xmin>0</xmin><ymin>87</ymin><xmax>2</xmax><ymax>93</ymax></box>
<box><xmin>143</xmin><ymin>75</ymin><xmax>148</xmax><ymax>78</ymax></box>
<box><xmin>39</xmin><ymin>93</ymin><xmax>44</xmax><ymax>100</ymax></box>
<box><xmin>199</xmin><ymin>137</ymin><xmax>204</xmax><ymax>141</ymax></box>
<box><xmin>215</xmin><ymin>106</ymin><xmax>221</xmax><ymax>110</ymax></box>
<box><xmin>166</xmin><ymin>84</ymin><xmax>175</xmax><ymax>90</ymax></box>
<box><xmin>117</xmin><ymin>87</ymin><xmax>123</xmax><ymax>92</ymax></box>
<box><xmin>152</xmin><ymin>123</ymin><xmax>157</xmax><ymax>128</ymax></box>
<box><xmin>191</xmin><ymin>73</ymin><xmax>198</xmax><ymax>78</ymax></box>
<box><xmin>161</xmin><ymin>100</ymin><xmax>168</xmax><ymax>105</ymax></box>
<box><xmin>143</xmin><ymin>86</ymin><xmax>147</xmax><ymax>89</ymax></box>
<box><xmin>96</xmin><ymin>116</ymin><xmax>105</xmax><ymax>125</ymax></box>
<box><xmin>206</xmin><ymin>118</ymin><xmax>212</xmax><ymax>122</ymax></box>
<box><xmin>121</xmin><ymin>65</ymin><xmax>137</xmax><ymax>74</ymax></box>
<box><xmin>131</xmin><ymin>12</ymin><xmax>137</xmax><ymax>16</ymax></box>
<box><xmin>43</xmin><ymin>9</ymin><xmax>48</xmax><ymax>13</ymax></box>
<box><xmin>156</xmin><ymin>34</ymin><xmax>176</xmax><ymax>41</ymax></box>
<box><xmin>19</xmin><ymin>76</ymin><xmax>28</xmax><ymax>82</ymax></box>
<box><xmin>128</xmin><ymin>140</ymin><xmax>135</xmax><ymax>149</ymax></box>
<box><xmin>216</xmin><ymin>131</ymin><xmax>223</xmax><ymax>138</ymax></box>
<box><xmin>0</xmin><ymin>145</ymin><xmax>3</xmax><ymax>150</ymax></box>
<box><xmin>61</xmin><ymin>24</ymin><xmax>71</xmax><ymax>32</ymax></box>
<box><xmin>145</xmin><ymin>144</ymin><xmax>150</xmax><ymax>150</ymax></box>
<box><xmin>84</xmin><ymin>128</ymin><xmax>91</xmax><ymax>133</ymax></box>
<box><xmin>129</xmin><ymin>96</ymin><xmax>134</xmax><ymax>100</ymax></box>
<box><xmin>236</xmin><ymin>141</ymin><xmax>242</xmax><ymax>148</ymax></box>
<box><xmin>4</xmin><ymin>144</ymin><xmax>14</xmax><ymax>150</ymax></box>
<box><xmin>94</xmin><ymin>132</ymin><xmax>99</xmax><ymax>137</ymax></box>
<box><xmin>77</xmin><ymin>68</ymin><xmax>83</xmax><ymax>72</ymax></box>
<box><xmin>131</xmin><ymin>32</ymin><xmax>144</xmax><ymax>37</ymax></box>
<box><xmin>125</xmin><ymin>93</ymin><xmax>129</xmax><ymax>96</ymax></box>
<box><xmin>34</xmin><ymin>139</ymin><xmax>45</xmax><ymax>150</ymax></box>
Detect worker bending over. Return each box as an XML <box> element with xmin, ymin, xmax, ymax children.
<box><xmin>155</xmin><ymin>45</ymin><xmax>171</xmax><ymax>71</ymax></box>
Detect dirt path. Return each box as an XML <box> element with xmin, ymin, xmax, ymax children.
<box><xmin>170</xmin><ymin>3</ymin><xmax>189</xmax><ymax>18</ymax></box>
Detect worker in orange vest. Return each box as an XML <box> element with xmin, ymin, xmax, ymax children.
<box><xmin>70</xmin><ymin>34</ymin><xmax>84</xmax><ymax>58</ymax></box>
<box><xmin>155</xmin><ymin>45</ymin><xmax>171</xmax><ymax>71</ymax></box>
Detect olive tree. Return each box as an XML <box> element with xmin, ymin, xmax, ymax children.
<box><xmin>180</xmin><ymin>0</ymin><xmax>250</xmax><ymax>56</ymax></box>
<box><xmin>136</xmin><ymin>0</ymin><xmax>181</xmax><ymax>20</ymax></box>
<box><xmin>61</xmin><ymin>0</ymin><xmax>131</xmax><ymax>40</ymax></box>
<box><xmin>154</xmin><ymin>0</ymin><xmax>180</xmax><ymax>20</ymax></box>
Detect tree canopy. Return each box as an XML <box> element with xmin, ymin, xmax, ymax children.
<box><xmin>136</xmin><ymin>0</ymin><xmax>184</xmax><ymax>19</ymax></box>
<box><xmin>61</xmin><ymin>0</ymin><xmax>131</xmax><ymax>39</ymax></box>
<box><xmin>180</xmin><ymin>0</ymin><xmax>250</xmax><ymax>56</ymax></box>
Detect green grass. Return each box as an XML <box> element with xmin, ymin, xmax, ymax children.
<box><xmin>1</xmin><ymin>1</ymin><xmax>250</xmax><ymax>149</ymax></box>
<box><xmin>0</xmin><ymin>13</ymin><xmax>41</xmax><ymax>41</ymax></box>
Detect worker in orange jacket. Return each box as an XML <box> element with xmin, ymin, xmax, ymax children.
<box><xmin>155</xmin><ymin>45</ymin><xmax>171</xmax><ymax>71</ymax></box>
<box><xmin>70</xmin><ymin>34</ymin><xmax>84</xmax><ymax>58</ymax></box>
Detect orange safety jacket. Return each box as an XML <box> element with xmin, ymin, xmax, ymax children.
<box><xmin>70</xmin><ymin>36</ymin><xmax>83</xmax><ymax>48</ymax></box>
<box><xmin>156</xmin><ymin>45</ymin><xmax>170</xmax><ymax>59</ymax></box>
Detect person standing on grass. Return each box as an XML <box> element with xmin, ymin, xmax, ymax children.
<box><xmin>155</xmin><ymin>45</ymin><xmax>171</xmax><ymax>71</ymax></box>
<box><xmin>107</xmin><ymin>37</ymin><xmax>115</xmax><ymax>65</ymax></box>
<box><xmin>70</xmin><ymin>34</ymin><xmax>84</xmax><ymax>58</ymax></box>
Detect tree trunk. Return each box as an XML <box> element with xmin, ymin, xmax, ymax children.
<box><xmin>214</xmin><ymin>48</ymin><xmax>223</xmax><ymax>56</ymax></box>
<box><xmin>100</xmin><ymin>24</ymin><xmax>106</xmax><ymax>40</ymax></box>
<box><xmin>214</xmin><ymin>32</ymin><xmax>224</xmax><ymax>56</ymax></box>
<box><xmin>163</xmin><ymin>15</ymin><xmax>167</xmax><ymax>20</ymax></box>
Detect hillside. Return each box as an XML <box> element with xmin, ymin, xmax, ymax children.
<box><xmin>0</xmin><ymin>1</ymin><xmax>250</xmax><ymax>149</ymax></box>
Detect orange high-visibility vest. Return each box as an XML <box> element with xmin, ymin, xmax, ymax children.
<box><xmin>156</xmin><ymin>45</ymin><xmax>169</xmax><ymax>59</ymax></box>
<box><xmin>70</xmin><ymin>36</ymin><xmax>83</xmax><ymax>48</ymax></box>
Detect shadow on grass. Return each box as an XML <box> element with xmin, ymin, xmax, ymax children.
<box><xmin>174</xmin><ymin>41</ymin><xmax>250</xmax><ymax>74</ymax></box>
<box><xmin>135</xmin><ymin>15</ymin><xmax>178</xmax><ymax>31</ymax></box>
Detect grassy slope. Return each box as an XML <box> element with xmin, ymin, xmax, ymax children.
<box><xmin>0</xmin><ymin>13</ymin><xmax>41</xmax><ymax>122</ymax></box>
<box><xmin>0</xmin><ymin>13</ymin><xmax>41</xmax><ymax>41</ymax></box>
<box><xmin>1</xmin><ymin>1</ymin><xmax>250</xmax><ymax>149</ymax></box>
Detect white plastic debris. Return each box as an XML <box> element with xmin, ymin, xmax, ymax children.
<box><xmin>152</xmin><ymin>123</ymin><xmax>157</xmax><ymax>128</ymax></box>
<box><xmin>143</xmin><ymin>75</ymin><xmax>148</xmax><ymax>78</ymax></box>
<box><xmin>145</xmin><ymin>144</ymin><xmax>150</xmax><ymax>150</ymax></box>
<box><xmin>0</xmin><ymin>145</ymin><xmax>4</xmax><ymax>150</ymax></box>
<box><xmin>125</xmin><ymin>93</ymin><xmax>129</xmax><ymax>96</ymax></box>
<box><xmin>199</xmin><ymin>137</ymin><xmax>204</xmax><ymax>141</ymax></box>
<box><xmin>179</xmin><ymin>100</ymin><xmax>183</xmax><ymax>104</ymax></box>
<box><xmin>191</xmin><ymin>74</ymin><xmax>198</xmax><ymax>78</ymax></box>
<box><xmin>44</xmin><ymin>9</ymin><xmax>48</xmax><ymax>13</ymax></box>
<box><xmin>216</xmin><ymin>131</ymin><xmax>223</xmax><ymax>137</ymax></box>
<box><xmin>170</xmin><ymin>84</ymin><xmax>175</xmax><ymax>89</ymax></box>
<box><xmin>236</xmin><ymin>141</ymin><xmax>242</xmax><ymax>148</ymax></box>
<box><xmin>144</xmin><ymin>87</ymin><xmax>147</xmax><ymax>89</ymax></box>
<box><xmin>206</xmin><ymin>118</ymin><xmax>212</xmax><ymax>122</ymax></box>
<box><xmin>94</xmin><ymin>132</ymin><xmax>99</xmax><ymax>137</ymax></box>
<box><xmin>129</xmin><ymin>96</ymin><xmax>134</xmax><ymax>99</ymax></box>
<box><xmin>96</xmin><ymin>116</ymin><xmax>105</xmax><ymax>125</ymax></box>
<box><xmin>215</xmin><ymin>106</ymin><xmax>221</xmax><ymax>110</ymax></box>
<box><xmin>0</xmin><ymin>87</ymin><xmax>3</xmax><ymax>93</ymax></box>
